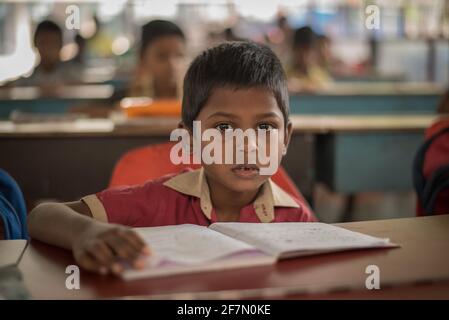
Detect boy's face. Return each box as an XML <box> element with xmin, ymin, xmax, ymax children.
<box><xmin>192</xmin><ymin>87</ymin><xmax>292</xmax><ymax>194</ymax></box>
<box><xmin>34</xmin><ymin>31</ymin><xmax>62</xmax><ymax>69</ymax></box>
<box><xmin>140</xmin><ymin>36</ymin><xmax>186</xmax><ymax>90</ymax></box>
<box><xmin>293</xmin><ymin>45</ymin><xmax>314</xmax><ymax>68</ymax></box>
<box><xmin>317</xmin><ymin>39</ymin><xmax>331</xmax><ymax>62</ymax></box>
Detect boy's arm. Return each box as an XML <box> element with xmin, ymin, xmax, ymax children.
<box><xmin>28</xmin><ymin>201</ymin><xmax>150</xmax><ymax>274</ymax></box>
<box><xmin>28</xmin><ymin>201</ymin><xmax>95</xmax><ymax>250</ymax></box>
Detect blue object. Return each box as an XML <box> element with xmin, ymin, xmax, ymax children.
<box><xmin>0</xmin><ymin>169</ymin><xmax>28</xmax><ymax>239</ymax></box>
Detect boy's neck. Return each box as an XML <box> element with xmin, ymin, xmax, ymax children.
<box><xmin>206</xmin><ymin>177</ymin><xmax>260</xmax><ymax>222</ymax></box>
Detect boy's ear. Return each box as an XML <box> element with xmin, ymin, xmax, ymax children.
<box><xmin>283</xmin><ymin>121</ymin><xmax>293</xmax><ymax>155</ymax></box>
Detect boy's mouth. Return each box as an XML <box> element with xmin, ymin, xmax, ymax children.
<box><xmin>231</xmin><ymin>164</ymin><xmax>260</xmax><ymax>179</ymax></box>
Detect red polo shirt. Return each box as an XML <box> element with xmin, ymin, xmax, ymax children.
<box><xmin>81</xmin><ymin>168</ymin><xmax>317</xmax><ymax>227</ymax></box>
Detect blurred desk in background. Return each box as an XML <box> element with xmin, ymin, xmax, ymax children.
<box><xmin>292</xmin><ymin>115</ymin><xmax>436</xmax><ymax>195</ymax></box>
<box><xmin>0</xmin><ymin>115</ymin><xmax>437</xmax><ymax>208</ymax></box>
<box><xmin>0</xmin><ymin>82</ymin><xmax>442</xmax><ymax>120</ymax></box>
<box><xmin>0</xmin><ymin>85</ymin><xmax>115</xmax><ymax>119</ymax></box>
<box><xmin>290</xmin><ymin>82</ymin><xmax>443</xmax><ymax>115</ymax></box>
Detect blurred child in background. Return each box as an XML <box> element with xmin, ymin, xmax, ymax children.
<box><xmin>127</xmin><ymin>20</ymin><xmax>186</xmax><ymax>99</ymax></box>
<box><xmin>316</xmin><ymin>34</ymin><xmax>347</xmax><ymax>78</ymax></box>
<box><xmin>287</xmin><ymin>26</ymin><xmax>332</xmax><ymax>92</ymax></box>
<box><xmin>71</xmin><ymin>20</ymin><xmax>186</xmax><ymax>117</ymax></box>
<box><xmin>13</xmin><ymin>20</ymin><xmax>79</xmax><ymax>90</ymax></box>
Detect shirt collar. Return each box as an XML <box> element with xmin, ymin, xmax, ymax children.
<box><xmin>163</xmin><ymin>167</ymin><xmax>299</xmax><ymax>222</ymax></box>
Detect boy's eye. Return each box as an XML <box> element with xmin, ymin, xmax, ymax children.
<box><xmin>257</xmin><ymin>123</ymin><xmax>274</xmax><ymax>131</ymax></box>
<box><xmin>216</xmin><ymin>123</ymin><xmax>233</xmax><ymax>132</ymax></box>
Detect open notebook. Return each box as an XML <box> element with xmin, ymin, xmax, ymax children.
<box><xmin>122</xmin><ymin>223</ymin><xmax>397</xmax><ymax>281</ymax></box>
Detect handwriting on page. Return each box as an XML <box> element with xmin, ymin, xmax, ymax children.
<box><xmin>135</xmin><ymin>224</ymin><xmax>257</xmax><ymax>265</ymax></box>
<box><xmin>211</xmin><ymin>223</ymin><xmax>391</xmax><ymax>255</ymax></box>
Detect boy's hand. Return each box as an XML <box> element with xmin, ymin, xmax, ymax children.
<box><xmin>72</xmin><ymin>223</ymin><xmax>150</xmax><ymax>275</ymax></box>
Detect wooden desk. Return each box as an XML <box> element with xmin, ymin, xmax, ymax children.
<box><xmin>290</xmin><ymin>115</ymin><xmax>436</xmax><ymax>133</ymax></box>
<box><xmin>0</xmin><ymin>114</ymin><xmax>435</xmax><ymax>136</ymax></box>
<box><xmin>313</xmin><ymin>82</ymin><xmax>444</xmax><ymax>96</ymax></box>
<box><xmin>0</xmin><ymin>85</ymin><xmax>114</xmax><ymax>100</ymax></box>
<box><xmin>17</xmin><ymin>215</ymin><xmax>449</xmax><ymax>299</ymax></box>
<box><xmin>293</xmin><ymin>115</ymin><xmax>437</xmax><ymax>194</ymax></box>
<box><xmin>0</xmin><ymin>85</ymin><xmax>114</xmax><ymax>119</ymax></box>
<box><xmin>0</xmin><ymin>114</ymin><xmax>436</xmax><ymax>135</ymax></box>
<box><xmin>0</xmin><ymin>83</ymin><xmax>441</xmax><ymax>120</ymax></box>
<box><xmin>290</xmin><ymin>83</ymin><xmax>442</xmax><ymax>115</ymax></box>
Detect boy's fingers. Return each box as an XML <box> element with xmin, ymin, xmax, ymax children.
<box><xmin>104</xmin><ymin>233</ymin><xmax>141</xmax><ymax>261</ymax></box>
<box><xmin>86</xmin><ymin>241</ymin><xmax>115</xmax><ymax>266</ymax></box>
<box><xmin>111</xmin><ymin>263</ymin><xmax>123</xmax><ymax>275</ymax></box>
<box><xmin>78</xmin><ymin>253</ymin><xmax>108</xmax><ymax>275</ymax></box>
<box><xmin>132</xmin><ymin>258</ymin><xmax>146</xmax><ymax>269</ymax></box>
<box><xmin>118</xmin><ymin>230</ymin><xmax>149</xmax><ymax>253</ymax></box>
<box><xmin>122</xmin><ymin>229</ymin><xmax>146</xmax><ymax>246</ymax></box>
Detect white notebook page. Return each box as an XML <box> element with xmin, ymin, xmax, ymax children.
<box><xmin>135</xmin><ymin>224</ymin><xmax>260</xmax><ymax>265</ymax></box>
<box><xmin>210</xmin><ymin>222</ymin><xmax>395</xmax><ymax>258</ymax></box>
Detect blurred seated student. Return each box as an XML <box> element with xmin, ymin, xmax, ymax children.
<box><xmin>127</xmin><ymin>20</ymin><xmax>186</xmax><ymax>99</ymax></box>
<box><xmin>71</xmin><ymin>20</ymin><xmax>186</xmax><ymax>117</ymax></box>
<box><xmin>316</xmin><ymin>34</ymin><xmax>347</xmax><ymax>78</ymax></box>
<box><xmin>271</xmin><ymin>15</ymin><xmax>294</xmax><ymax>66</ymax></box>
<box><xmin>287</xmin><ymin>26</ymin><xmax>332</xmax><ymax>93</ymax></box>
<box><xmin>84</xmin><ymin>15</ymin><xmax>114</xmax><ymax>60</ymax></box>
<box><xmin>12</xmin><ymin>20</ymin><xmax>79</xmax><ymax>90</ymax></box>
<box><xmin>223</xmin><ymin>27</ymin><xmax>246</xmax><ymax>42</ymax></box>
<box><xmin>28</xmin><ymin>42</ymin><xmax>316</xmax><ymax>275</ymax></box>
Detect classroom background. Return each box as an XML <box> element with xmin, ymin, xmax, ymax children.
<box><xmin>1</xmin><ymin>0</ymin><xmax>448</xmax><ymax>223</ymax></box>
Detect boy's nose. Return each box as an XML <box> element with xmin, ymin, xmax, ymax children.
<box><xmin>246</xmin><ymin>136</ymin><xmax>258</xmax><ymax>153</ymax></box>
<box><xmin>169</xmin><ymin>57</ymin><xmax>182</xmax><ymax>72</ymax></box>
<box><xmin>236</xmin><ymin>134</ymin><xmax>258</xmax><ymax>154</ymax></box>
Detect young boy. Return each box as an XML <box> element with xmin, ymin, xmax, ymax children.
<box><xmin>28</xmin><ymin>42</ymin><xmax>317</xmax><ymax>275</ymax></box>
<box><xmin>287</xmin><ymin>26</ymin><xmax>331</xmax><ymax>92</ymax></box>
<box><xmin>73</xmin><ymin>20</ymin><xmax>185</xmax><ymax>117</ymax></box>
<box><xmin>13</xmin><ymin>20</ymin><xmax>79</xmax><ymax>88</ymax></box>
<box><xmin>128</xmin><ymin>20</ymin><xmax>186</xmax><ymax>99</ymax></box>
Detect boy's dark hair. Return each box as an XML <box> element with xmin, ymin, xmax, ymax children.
<box><xmin>182</xmin><ymin>41</ymin><xmax>289</xmax><ymax>129</ymax></box>
<box><xmin>140</xmin><ymin>20</ymin><xmax>185</xmax><ymax>58</ymax></box>
<box><xmin>317</xmin><ymin>34</ymin><xmax>329</xmax><ymax>43</ymax></box>
<box><xmin>34</xmin><ymin>20</ymin><xmax>62</xmax><ymax>43</ymax></box>
<box><xmin>293</xmin><ymin>26</ymin><xmax>316</xmax><ymax>49</ymax></box>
